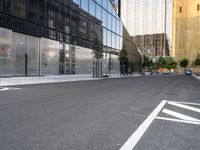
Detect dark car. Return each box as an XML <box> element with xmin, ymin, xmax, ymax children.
<box><xmin>185</xmin><ymin>70</ymin><xmax>192</xmax><ymax>75</ymax></box>
<box><xmin>163</xmin><ymin>70</ymin><xmax>171</xmax><ymax>75</ymax></box>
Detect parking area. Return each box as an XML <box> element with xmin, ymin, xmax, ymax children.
<box><xmin>1</xmin><ymin>75</ymin><xmax>200</xmax><ymax>150</ymax></box>
<box><xmin>121</xmin><ymin>100</ymin><xmax>200</xmax><ymax>150</ymax></box>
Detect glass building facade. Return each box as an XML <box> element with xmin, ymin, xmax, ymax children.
<box><xmin>121</xmin><ymin>0</ymin><xmax>173</xmax><ymax>55</ymax></box>
<box><xmin>0</xmin><ymin>0</ymin><xmax>141</xmax><ymax>76</ymax></box>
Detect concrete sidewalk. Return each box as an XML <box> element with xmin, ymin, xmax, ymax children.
<box><xmin>0</xmin><ymin>75</ymin><xmax>98</xmax><ymax>86</ymax></box>
<box><xmin>0</xmin><ymin>74</ymin><xmax>141</xmax><ymax>86</ymax></box>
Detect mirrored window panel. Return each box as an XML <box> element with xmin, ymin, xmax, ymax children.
<box><xmin>40</xmin><ymin>38</ymin><xmax>59</xmax><ymax>75</ymax></box>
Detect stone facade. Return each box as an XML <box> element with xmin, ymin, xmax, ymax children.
<box><xmin>172</xmin><ymin>0</ymin><xmax>200</xmax><ymax>66</ymax></box>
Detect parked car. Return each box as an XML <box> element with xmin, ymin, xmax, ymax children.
<box><xmin>163</xmin><ymin>70</ymin><xmax>171</xmax><ymax>75</ymax></box>
<box><xmin>185</xmin><ymin>70</ymin><xmax>192</xmax><ymax>75</ymax></box>
<box><xmin>102</xmin><ymin>74</ymin><xmax>109</xmax><ymax>77</ymax></box>
<box><xmin>145</xmin><ymin>71</ymin><xmax>153</xmax><ymax>75</ymax></box>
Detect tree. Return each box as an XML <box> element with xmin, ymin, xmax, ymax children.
<box><xmin>194</xmin><ymin>52</ymin><xmax>200</xmax><ymax>75</ymax></box>
<box><xmin>153</xmin><ymin>57</ymin><xmax>165</xmax><ymax>71</ymax></box>
<box><xmin>157</xmin><ymin>57</ymin><xmax>166</xmax><ymax>68</ymax></box>
<box><xmin>92</xmin><ymin>35</ymin><xmax>104</xmax><ymax>78</ymax></box>
<box><xmin>119</xmin><ymin>46</ymin><xmax>128</xmax><ymax>74</ymax></box>
<box><xmin>179</xmin><ymin>58</ymin><xmax>189</xmax><ymax>72</ymax></box>
<box><xmin>142</xmin><ymin>55</ymin><xmax>153</xmax><ymax>71</ymax></box>
<box><xmin>194</xmin><ymin>52</ymin><xmax>200</xmax><ymax>67</ymax></box>
<box><xmin>164</xmin><ymin>56</ymin><xmax>177</xmax><ymax>70</ymax></box>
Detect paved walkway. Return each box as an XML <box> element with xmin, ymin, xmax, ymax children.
<box><xmin>0</xmin><ymin>74</ymin><xmax>141</xmax><ymax>86</ymax></box>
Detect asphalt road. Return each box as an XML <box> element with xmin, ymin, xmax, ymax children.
<box><xmin>0</xmin><ymin>75</ymin><xmax>200</xmax><ymax>150</ymax></box>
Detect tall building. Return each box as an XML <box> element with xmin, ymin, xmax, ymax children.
<box><xmin>172</xmin><ymin>0</ymin><xmax>200</xmax><ymax>66</ymax></box>
<box><xmin>120</xmin><ymin>0</ymin><xmax>173</xmax><ymax>57</ymax></box>
<box><xmin>0</xmin><ymin>0</ymin><xmax>141</xmax><ymax>77</ymax></box>
<box><xmin>132</xmin><ymin>33</ymin><xmax>170</xmax><ymax>57</ymax></box>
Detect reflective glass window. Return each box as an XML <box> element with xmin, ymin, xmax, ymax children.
<box><xmin>119</xmin><ymin>22</ymin><xmax>123</xmax><ymax>36</ymax></box>
<box><xmin>27</xmin><ymin>35</ymin><xmax>40</xmax><ymax>75</ymax></box>
<box><xmin>107</xmin><ymin>30</ymin><xmax>112</xmax><ymax>47</ymax></box>
<box><xmin>116</xmin><ymin>35</ymin><xmax>120</xmax><ymax>50</ymax></box>
<box><xmin>107</xmin><ymin>13</ymin><xmax>112</xmax><ymax>30</ymax></box>
<box><xmin>73</xmin><ymin>0</ymin><xmax>80</xmax><ymax>7</ymax></box>
<box><xmin>116</xmin><ymin>20</ymin><xmax>120</xmax><ymax>35</ymax></box>
<box><xmin>107</xmin><ymin>1</ymin><xmax>112</xmax><ymax>13</ymax></box>
<box><xmin>112</xmin><ymin>33</ymin><xmax>116</xmax><ymax>49</ymax></box>
<box><xmin>89</xmin><ymin>0</ymin><xmax>96</xmax><ymax>16</ymax></box>
<box><xmin>119</xmin><ymin>37</ymin><xmax>123</xmax><ymax>50</ymax></box>
<box><xmin>102</xmin><ymin>0</ymin><xmax>107</xmax><ymax>9</ymax></box>
<box><xmin>12</xmin><ymin>32</ymin><xmax>26</xmax><ymax>75</ymax></box>
<box><xmin>103</xmin><ymin>28</ymin><xmax>107</xmax><ymax>45</ymax></box>
<box><xmin>112</xmin><ymin>17</ymin><xmax>116</xmax><ymax>32</ymax></box>
<box><xmin>102</xmin><ymin>9</ymin><xmax>107</xmax><ymax>27</ymax></box>
<box><xmin>65</xmin><ymin>35</ymin><xmax>70</xmax><ymax>43</ymax></box>
<box><xmin>114</xmin><ymin>10</ymin><xmax>118</xmax><ymax>18</ymax></box>
<box><xmin>96</xmin><ymin>4</ymin><xmax>102</xmax><ymax>20</ymax></box>
<box><xmin>111</xmin><ymin>6</ymin><xmax>115</xmax><ymax>16</ymax></box>
<box><xmin>65</xmin><ymin>44</ymin><xmax>70</xmax><ymax>51</ymax></box>
<box><xmin>96</xmin><ymin>0</ymin><xmax>102</xmax><ymax>5</ymax></box>
<box><xmin>65</xmin><ymin>26</ymin><xmax>70</xmax><ymax>33</ymax></box>
<box><xmin>81</xmin><ymin>0</ymin><xmax>89</xmax><ymax>12</ymax></box>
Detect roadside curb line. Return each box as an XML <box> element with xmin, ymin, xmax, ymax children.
<box><xmin>108</xmin><ymin>75</ymin><xmax>141</xmax><ymax>79</ymax></box>
<box><xmin>0</xmin><ymin>75</ymin><xmax>142</xmax><ymax>87</ymax></box>
<box><xmin>0</xmin><ymin>78</ymin><xmax>101</xmax><ymax>87</ymax></box>
<box><xmin>192</xmin><ymin>74</ymin><xmax>200</xmax><ymax>81</ymax></box>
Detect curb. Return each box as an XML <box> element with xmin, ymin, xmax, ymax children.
<box><xmin>0</xmin><ymin>75</ymin><xmax>142</xmax><ymax>87</ymax></box>
<box><xmin>108</xmin><ymin>75</ymin><xmax>141</xmax><ymax>79</ymax></box>
<box><xmin>192</xmin><ymin>74</ymin><xmax>200</xmax><ymax>81</ymax></box>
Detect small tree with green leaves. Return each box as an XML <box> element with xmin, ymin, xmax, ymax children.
<box><xmin>194</xmin><ymin>52</ymin><xmax>200</xmax><ymax>67</ymax></box>
<box><xmin>119</xmin><ymin>46</ymin><xmax>128</xmax><ymax>74</ymax></box>
<box><xmin>154</xmin><ymin>57</ymin><xmax>165</xmax><ymax>71</ymax></box>
<box><xmin>194</xmin><ymin>52</ymin><xmax>200</xmax><ymax>75</ymax></box>
<box><xmin>92</xmin><ymin>35</ymin><xmax>104</xmax><ymax>78</ymax></box>
<box><xmin>142</xmin><ymin>55</ymin><xmax>154</xmax><ymax>71</ymax></box>
<box><xmin>179</xmin><ymin>58</ymin><xmax>189</xmax><ymax>73</ymax></box>
<box><xmin>164</xmin><ymin>56</ymin><xmax>177</xmax><ymax>70</ymax></box>
<box><xmin>157</xmin><ymin>57</ymin><xmax>166</xmax><ymax>68</ymax></box>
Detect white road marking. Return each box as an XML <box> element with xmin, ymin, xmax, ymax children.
<box><xmin>173</xmin><ymin>101</ymin><xmax>200</xmax><ymax>106</ymax></box>
<box><xmin>0</xmin><ymin>87</ymin><xmax>10</xmax><ymax>91</ymax></box>
<box><xmin>155</xmin><ymin>116</ymin><xmax>200</xmax><ymax>125</ymax></box>
<box><xmin>120</xmin><ymin>100</ymin><xmax>167</xmax><ymax>150</ymax></box>
<box><xmin>162</xmin><ymin>109</ymin><xmax>200</xmax><ymax>122</ymax></box>
<box><xmin>168</xmin><ymin>101</ymin><xmax>200</xmax><ymax>113</ymax></box>
<box><xmin>0</xmin><ymin>87</ymin><xmax>21</xmax><ymax>91</ymax></box>
<box><xmin>120</xmin><ymin>100</ymin><xmax>200</xmax><ymax>150</ymax></box>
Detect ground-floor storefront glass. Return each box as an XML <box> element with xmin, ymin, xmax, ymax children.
<box><xmin>0</xmin><ymin>27</ymin><xmax>120</xmax><ymax>77</ymax></box>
